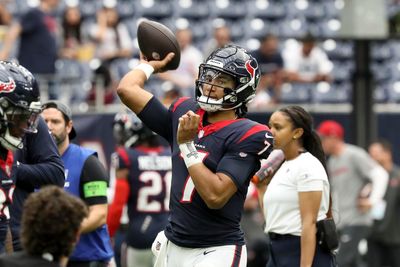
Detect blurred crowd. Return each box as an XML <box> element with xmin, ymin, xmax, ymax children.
<box><xmin>0</xmin><ymin>0</ymin><xmax>336</xmax><ymax>111</ymax></box>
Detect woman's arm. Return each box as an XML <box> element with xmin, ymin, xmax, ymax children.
<box><xmin>299</xmin><ymin>190</ymin><xmax>322</xmax><ymax>267</ymax></box>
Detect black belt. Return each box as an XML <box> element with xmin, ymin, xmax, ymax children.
<box><xmin>269</xmin><ymin>232</ymin><xmax>297</xmax><ymax>240</ymax></box>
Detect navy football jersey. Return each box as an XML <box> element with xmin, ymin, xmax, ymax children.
<box><xmin>138</xmin><ymin>97</ymin><xmax>273</xmax><ymax>248</ymax></box>
<box><xmin>117</xmin><ymin>145</ymin><xmax>172</xmax><ymax>249</ymax></box>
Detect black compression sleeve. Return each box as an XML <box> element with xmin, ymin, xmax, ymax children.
<box><xmin>79</xmin><ymin>155</ymin><xmax>109</xmax><ymax>206</ymax></box>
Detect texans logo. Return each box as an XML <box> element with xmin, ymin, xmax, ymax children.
<box><xmin>0</xmin><ymin>78</ymin><xmax>16</xmax><ymax>93</ymax></box>
<box><xmin>245</xmin><ymin>60</ymin><xmax>255</xmax><ymax>78</ymax></box>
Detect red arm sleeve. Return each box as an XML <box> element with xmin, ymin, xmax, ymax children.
<box><xmin>107</xmin><ymin>178</ymin><xmax>130</xmax><ymax>238</ymax></box>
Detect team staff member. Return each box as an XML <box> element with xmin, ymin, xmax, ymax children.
<box><xmin>117</xmin><ymin>45</ymin><xmax>273</xmax><ymax>267</ymax></box>
<box><xmin>257</xmin><ymin>106</ymin><xmax>335</xmax><ymax>266</ymax></box>
<box><xmin>0</xmin><ymin>61</ymin><xmax>45</xmax><ymax>252</ymax></box>
<box><xmin>41</xmin><ymin>101</ymin><xmax>113</xmax><ymax>267</ymax></box>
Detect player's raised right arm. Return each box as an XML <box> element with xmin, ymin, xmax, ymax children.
<box><xmin>117</xmin><ymin>53</ymin><xmax>175</xmax><ymax>114</ymax></box>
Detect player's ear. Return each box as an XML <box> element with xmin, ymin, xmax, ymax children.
<box><xmin>66</xmin><ymin>120</ymin><xmax>73</xmax><ymax>136</ymax></box>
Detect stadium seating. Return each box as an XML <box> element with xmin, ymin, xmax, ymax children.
<box><xmin>209</xmin><ymin>0</ymin><xmax>247</xmax><ymax>19</ymax></box>
<box><xmin>116</xmin><ymin>0</ymin><xmax>136</xmax><ymax>20</ymax></box>
<box><xmin>371</xmin><ymin>41</ymin><xmax>392</xmax><ymax>61</ymax></box>
<box><xmin>386</xmin><ymin>80</ymin><xmax>400</xmax><ymax>103</ymax></box>
<box><xmin>371</xmin><ymin>62</ymin><xmax>391</xmax><ymax>82</ymax></box>
<box><xmin>8</xmin><ymin>0</ymin><xmax>400</xmax><ymax>106</ymax></box>
<box><xmin>331</xmin><ymin>60</ymin><xmax>354</xmax><ymax>82</ymax></box>
<box><xmin>134</xmin><ymin>0</ymin><xmax>173</xmax><ymax>19</ymax></box>
<box><xmin>374</xmin><ymin>82</ymin><xmax>389</xmax><ymax>103</ymax></box>
<box><xmin>278</xmin><ymin>18</ymin><xmax>309</xmax><ymax>39</ymax></box>
<box><xmin>323</xmin><ymin>40</ymin><xmax>354</xmax><ymax>60</ymax></box>
<box><xmin>280</xmin><ymin>83</ymin><xmax>312</xmax><ymax>103</ymax></box>
<box><xmin>79</xmin><ymin>0</ymin><xmax>100</xmax><ymax>20</ymax></box>
<box><xmin>323</xmin><ymin>0</ymin><xmax>341</xmax><ymax>19</ymax></box>
<box><xmin>174</xmin><ymin>0</ymin><xmax>210</xmax><ymax>19</ymax></box>
<box><xmin>55</xmin><ymin>59</ymin><xmax>93</xmax><ymax>104</ymax></box>
<box><xmin>311</xmin><ymin>82</ymin><xmax>352</xmax><ymax>104</ymax></box>
<box><xmin>246</xmin><ymin>1</ymin><xmax>286</xmax><ymax>19</ymax></box>
<box><xmin>221</xmin><ymin>19</ymin><xmax>245</xmax><ymax>41</ymax></box>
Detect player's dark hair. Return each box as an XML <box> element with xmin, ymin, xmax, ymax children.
<box><xmin>279</xmin><ymin>105</ymin><xmax>328</xmax><ymax>173</ymax></box>
<box><xmin>21</xmin><ymin>186</ymin><xmax>88</xmax><ymax>261</ymax></box>
<box><xmin>135</xmin><ymin>134</ymin><xmax>160</xmax><ymax>147</ymax></box>
<box><xmin>260</xmin><ymin>33</ymin><xmax>278</xmax><ymax>43</ymax></box>
<box><xmin>300</xmin><ymin>32</ymin><xmax>316</xmax><ymax>44</ymax></box>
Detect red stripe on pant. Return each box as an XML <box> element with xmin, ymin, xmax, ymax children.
<box><xmin>230</xmin><ymin>245</ymin><xmax>242</xmax><ymax>267</ymax></box>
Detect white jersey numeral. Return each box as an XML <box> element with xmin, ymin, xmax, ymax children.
<box><xmin>137</xmin><ymin>171</ymin><xmax>172</xmax><ymax>212</ymax></box>
<box><xmin>180</xmin><ymin>151</ymin><xmax>207</xmax><ymax>203</ymax></box>
<box><xmin>181</xmin><ymin>176</ymin><xmax>196</xmax><ymax>203</ymax></box>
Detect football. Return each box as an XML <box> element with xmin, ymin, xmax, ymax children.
<box><xmin>137</xmin><ymin>20</ymin><xmax>181</xmax><ymax>70</ymax></box>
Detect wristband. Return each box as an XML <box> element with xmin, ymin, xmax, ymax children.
<box><xmin>134</xmin><ymin>63</ymin><xmax>154</xmax><ymax>80</ymax></box>
<box><xmin>179</xmin><ymin>142</ymin><xmax>202</xmax><ymax>168</ymax></box>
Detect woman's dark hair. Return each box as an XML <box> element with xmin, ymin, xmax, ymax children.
<box><xmin>102</xmin><ymin>7</ymin><xmax>122</xmax><ymax>51</ymax></box>
<box><xmin>62</xmin><ymin>7</ymin><xmax>82</xmax><ymax>44</ymax></box>
<box><xmin>21</xmin><ymin>186</ymin><xmax>88</xmax><ymax>261</ymax></box>
<box><xmin>279</xmin><ymin>105</ymin><xmax>328</xmax><ymax>173</ymax></box>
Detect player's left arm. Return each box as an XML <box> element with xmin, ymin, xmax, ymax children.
<box><xmin>79</xmin><ymin>155</ymin><xmax>109</xmax><ymax>234</ymax></box>
<box><xmin>214</xmin><ymin>128</ymin><xmax>273</xmax><ymax>206</ymax></box>
<box><xmin>186</xmin><ymin>154</ymin><xmax>267</xmax><ymax>210</ymax></box>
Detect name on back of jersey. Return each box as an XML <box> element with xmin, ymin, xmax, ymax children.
<box><xmin>138</xmin><ymin>156</ymin><xmax>172</xmax><ymax>171</ymax></box>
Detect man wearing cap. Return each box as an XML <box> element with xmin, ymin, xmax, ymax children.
<box><xmin>317</xmin><ymin>120</ymin><xmax>388</xmax><ymax>267</ymax></box>
<box><xmin>41</xmin><ymin>101</ymin><xmax>113</xmax><ymax>267</ymax></box>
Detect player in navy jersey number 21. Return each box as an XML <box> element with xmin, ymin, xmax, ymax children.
<box><xmin>107</xmin><ymin>111</ymin><xmax>172</xmax><ymax>267</ymax></box>
<box><xmin>117</xmin><ymin>45</ymin><xmax>274</xmax><ymax>267</ymax></box>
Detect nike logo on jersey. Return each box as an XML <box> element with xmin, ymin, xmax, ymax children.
<box><xmin>203</xmin><ymin>249</ymin><xmax>216</xmax><ymax>255</ymax></box>
<box><xmin>265</xmin><ymin>132</ymin><xmax>273</xmax><ymax>139</ymax></box>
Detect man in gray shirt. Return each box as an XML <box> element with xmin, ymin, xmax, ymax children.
<box><xmin>317</xmin><ymin>120</ymin><xmax>388</xmax><ymax>267</ymax></box>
